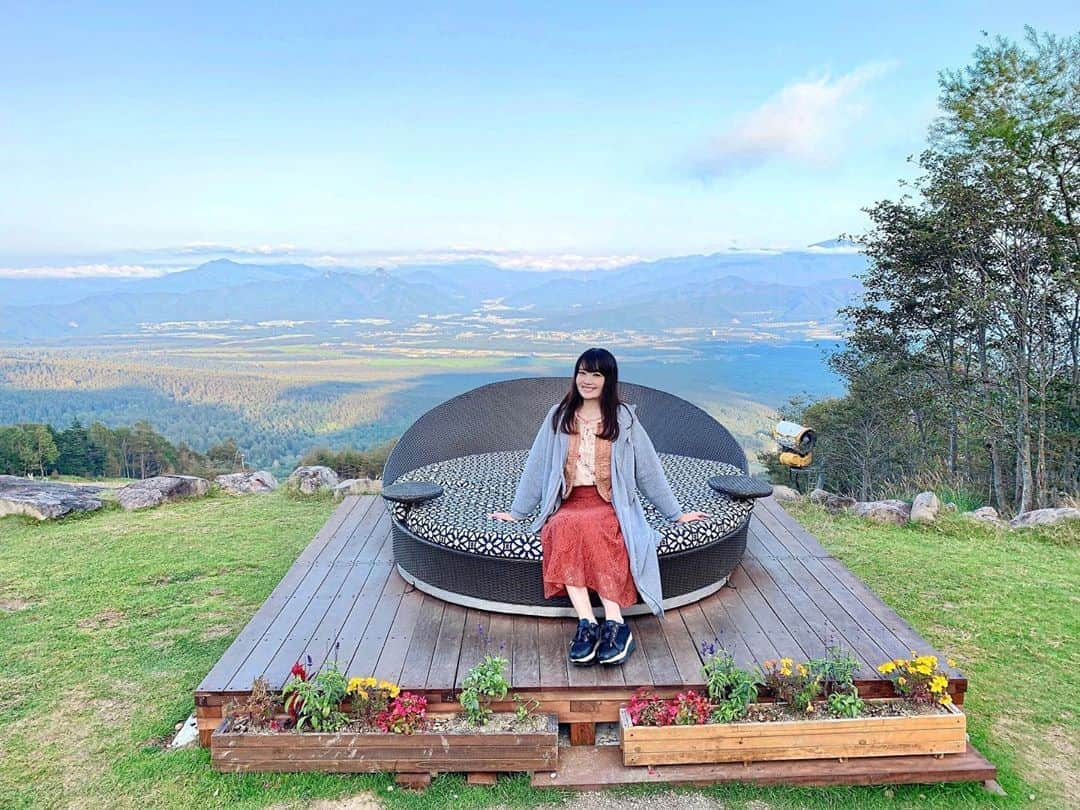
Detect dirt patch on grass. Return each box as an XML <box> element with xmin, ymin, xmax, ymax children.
<box><xmin>200</xmin><ymin>624</ymin><xmax>234</xmax><ymax>641</ymax></box>
<box><xmin>0</xmin><ymin>598</ymin><xmax>34</xmax><ymax>612</ymax></box>
<box><xmin>267</xmin><ymin>793</ymin><xmax>381</xmax><ymax>810</ymax></box>
<box><xmin>992</xmin><ymin>715</ymin><xmax>1078</xmax><ymax>802</ymax></box>
<box><xmin>77</xmin><ymin>608</ymin><xmax>126</xmax><ymax>630</ymax></box>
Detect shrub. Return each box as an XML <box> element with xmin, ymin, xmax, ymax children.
<box><xmin>699</xmin><ymin>641</ymin><xmax>761</xmax><ymax>722</ymax></box>
<box><xmin>762</xmin><ymin>657</ymin><xmax>823</xmax><ymax>714</ymax></box>
<box><xmin>877</xmin><ymin>651</ymin><xmax>955</xmax><ymax>707</ymax></box>
<box><xmin>282</xmin><ymin>656</ymin><xmax>349</xmax><ymax>732</ymax></box>
<box><xmin>376</xmin><ymin>692</ymin><xmax>427</xmax><ymax>734</ymax></box>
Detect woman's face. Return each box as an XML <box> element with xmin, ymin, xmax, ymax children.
<box><xmin>575</xmin><ymin>367</ymin><xmax>605</xmax><ymax>401</ymax></box>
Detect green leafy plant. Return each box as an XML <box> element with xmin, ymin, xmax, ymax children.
<box><xmin>806</xmin><ymin>645</ymin><xmax>860</xmax><ymax>696</ymax></box>
<box><xmin>827</xmin><ymin>688</ymin><xmax>865</xmax><ymax>718</ymax></box>
<box><xmin>459</xmin><ymin>624</ymin><xmax>510</xmax><ymax>726</ymax></box>
<box><xmin>282</xmin><ymin>659</ymin><xmax>349</xmax><ymax>732</ymax></box>
<box><xmin>700</xmin><ymin>640</ymin><xmax>761</xmax><ymax>722</ymax></box>
<box><xmin>512</xmin><ymin>693</ymin><xmax>540</xmax><ymax>725</ymax></box>
<box><xmin>762</xmin><ymin>657</ymin><xmax>824</xmax><ymax>714</ymax></box>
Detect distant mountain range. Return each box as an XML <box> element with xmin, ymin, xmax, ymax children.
<box><xmin>0</xmin><ymin>247</ymin><xmax>866</xmax><ymax>343</ymax></box>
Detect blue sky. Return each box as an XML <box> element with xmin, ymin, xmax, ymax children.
<box><xmin>2</xmin><ymin>2</ymin><xmax>1077</xmax><ymax>274</ymax></box>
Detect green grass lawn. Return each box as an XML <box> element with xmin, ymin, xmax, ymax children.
<box><xmin>0</xmin><ymin>492</ymin><xmax>1076</xmax><ymax>809</ymax></box>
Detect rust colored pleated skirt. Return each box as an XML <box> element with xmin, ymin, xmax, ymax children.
<box><xmin>541</xmin><ymin>485</ymin><xmax>639</xmax><ymax>608</ymax></box>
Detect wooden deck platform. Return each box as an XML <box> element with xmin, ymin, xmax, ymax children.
<box><xmin>194</xmin><ymin>493</ymin><xmax>991</xmax><ymax>787</ymax></box>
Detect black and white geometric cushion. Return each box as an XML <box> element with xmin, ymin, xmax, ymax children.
<box><xmin>389</xmin><ymin>451</ymin><xmax>753</xmax><ymax>561</ymax></box>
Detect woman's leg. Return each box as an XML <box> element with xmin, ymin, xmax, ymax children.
<box><xmin>565</xmin><ymin>584</ymin><xmax>597</xmax><ymax>623</ymax></box>
<box><xmin>599</xmin><ymin>595</ymin><xmax>623</xmax><ymax>624</ymax></box>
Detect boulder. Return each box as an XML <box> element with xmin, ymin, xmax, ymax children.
<box><xmin>962</xmin><ymin>506</ymin><xmax>1003</xmax><ymax>526</ymax></box>
<box><xmin>333</xmin><ymin>477</ymin><xmax>383</xmax><ymax>500</ymax></box>
<box><xmin>910</xmin><ymin>491</ymin><xmax>942</xmax><ymax>525</ymax></box>
<box><xmin>770</xmin><ymin>484</ymin><xmax>802</xmax><ymax>502</ymax></box>
<box><xmin>852</xmin><ymin>499</ymin><xmax>912</xmax><ymax>525</ymax></box>
<box><xmin>215</xmin><ymin>470</ymin><xmax>278</xmax><ymax>495</ymax></box>
<box><xmin>286</xmin><ymin>465</ymin><xmax>339</xmax><ymax>494</ymax></box>
<box><xmin>117</xmin><ymin>475</ymin><xmax>210</xmax><ymax>511</ymax></box>
<box><xmin>0</xmin><ymin>475</ymin><xmax>104</xmax><ymax>520</ymax></box>
<box><xmin>1009</xmin><ymin>507</ymin><xmax>1080</xmax><ymax>529</ymax></box>
<box><xmin>810</xmin><ymin>488</ymin><xmax>857</xmax><ymax>512</ymax></box>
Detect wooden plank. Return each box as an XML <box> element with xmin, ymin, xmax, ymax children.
<box><xmin>256</xmin><ymin>561</ymin><xmax>359</xmax><ymax>682</ymax></box>
<box><xmin>776</xmin><ymin>557</ymin><xmax>891</xmax><ymax>676</ymax></box>
<box><xmin>294</xmin><ymin>496</ymin><xmax>372</xmax><ymax>566</ymax></box>
<box><xmin>511</xmin><ymin>615</ymin><xmax>541</xmax><ymax>689</ymax></box>
<box><xmin>228</xmin><ymin>498</ymin><xmax>386</xmax><ymax>687</ymax></box>
<box><xmin>659</xmin><ymin>610</ymin><xmax>707</xmax><ymax>687</ymax></box>
<box><xmin>752</xmin><ymin>500</ymin><xmax>822</xmax><ymax>558</ymax></box>
<box><xmin>534</xmin><ymin>743</ymin><xmax>997</xmax><ymax>789</ymax></box>
<box><xmin>743</xmin><ymin>527</ymin><xmax>777</xmax><ymax>565</ymax></box>
<box><xmin>569</xmin><ymin>723</ymin><xmax>596</xmax><ymax>746</ymax></box>
<box><xmin>760</xmin><ymin>498</ymin><xmax>831</xmax><ymax>557</ymax></box>
<box><xmin>632</xmin><ymin>615</ymin><xmax>681</xmax><ymax>687</ymax></box>
<box><xmin>755</xmin><ymin>552</ymin><xmax>873</xmax><ymax>673</ymax></box>
<box><xmin>372</xmin><ymin>584</ymin><xmax>425</xmax><ymax>684</ymax></box>
<box><xmin>740</xmin><ymin>555</ymin><xmax>827</xmax><ymax>662</ymax></box>
<box><xmin>485</xmin><ymin>612</ymin><xmax>516</xmax><ymax>684</ymax></box>
<box><xmin>345</xmin><ymin>562</ymin><xmax>408</xmax><ymax>679</ymax></box>
<box><xmin>798</xmin><ymin>556</ymin><xmax>913</xmax><ymax>663</ymax></box>
<box><xmin>819</xmin><ymin>558</ymin><xmax>964</xmax><ymax>679</ymax></box>
<box><xmin>732</xmin><ymin>556</ymin><xmax>814</xmax><ymax>662</ymax></box>
<box><xmin>692</xmin><ymin>593</ymin><xmax>757</xmax><ymax>671</ymax></box>
<box><xmin>746</xmin><ymin>515</ymin><xmax>788</xmax><ymax>559</ymax></box>
<box><xmin>713</xmin><ymin>568</ymin><xmax>780</xmax><ymax>666</ymax></box>
<box><xmin>426</xmin><ymin>602</ymin><xmax>467</xmax><ymax>690</ymax></box>
<box><xmin>398</xmin><ymin>595</ymin><xmax>445</xmax><ymax>689</ymax></box>
<box><xmin>455</xmin><ymin>609</ymin><xmax>492</xmax><ymax>689</ymax></box>
<box><xmin>536</xmin><ymin>618</ymin><xmax>570</xmax><ymax>688</ymax></box>
<box><xmin>197</xmin><ymin>496</ymin><xmax>364</xmax><ymax>692</ymax></box>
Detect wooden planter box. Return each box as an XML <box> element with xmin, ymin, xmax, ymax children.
<box><xmin>619</xmin><ymin>701</ymin><xmax>966</xmax><ymax>766</ymax></box>
<box><xmin>211</xmin><ymin>712</ymin><xmax>559</xmax><ymax>774</ymax></box>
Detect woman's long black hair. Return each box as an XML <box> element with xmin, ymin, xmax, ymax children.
<box><xmin>552</xmin><ymin>347</ymin><xmax>622</xmax><ymax>441</ymax></box>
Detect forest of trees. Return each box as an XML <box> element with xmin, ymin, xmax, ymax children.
<box><xmin>0</xmin><ymin>420</ymin><xmax>249</xmax><ymax>480</ymax></box>
<box><xmin>0</xmin><ymin>419</ymin><xmax>399</xmax><ymax>482</ymax></box>
<box><xmin>765</xmin><ymin>30</ymin><xmax>1079</xmax><ymax>515</ymax></box>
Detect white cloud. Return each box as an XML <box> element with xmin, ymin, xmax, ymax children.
<box><xmin>377</xmin><ymin>248</ymin><xmax>644</xmax><ymax>271</ymax></box>
<box><xmin>690</xmin><ymin>61</ymin><xmax>897</xmax><ymax>178</ymax></box>
<box><xmin>0</xmin><ymin>264</ymin><xmax>162</xmax><ymax>279</ymax></box>
<box><xmin>176</xmin><ymin>242</ymin><xmax>297</xmax><ymax>256</ymax></box>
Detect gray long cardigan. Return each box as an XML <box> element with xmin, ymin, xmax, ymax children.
<box><xmin>509</xmin><ymin>401</ymin><xmax>683</xmax><ymax>617</ymax></box>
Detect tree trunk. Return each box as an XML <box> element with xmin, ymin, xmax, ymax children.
<box><xmin>978</xmin><ymin>325</ymin><xmax>1006</xmax><ymax>512</ymax></box>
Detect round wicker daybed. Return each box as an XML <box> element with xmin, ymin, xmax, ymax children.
<box><xmin>382</xmin><ymin>377</ymin><xmax>755</xmax><ymax>617</ymax></box>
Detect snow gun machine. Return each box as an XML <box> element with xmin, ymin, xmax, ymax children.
<box><xmin>773</xmin><ymin>421</ymin><xmax>817</xmax><ymax>469</ymax></box>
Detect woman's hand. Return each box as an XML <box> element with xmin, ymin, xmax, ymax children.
<box><xmin>676</xmin><ymin>511</ymin><xmax>710</xmax><ymax>523</ymax></box>
<box><xmin>489</xmin><ymin>511</ymin><xmax>518</xmax><ymax>522</ymax></box>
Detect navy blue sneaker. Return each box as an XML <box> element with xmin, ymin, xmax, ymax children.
<box><xmin>597</xmin><ymin>619</ymin><xmax>635</xmax><ymax>665</ymax></box>
<box><xmin>568</xmin><ymin>619</ymin><xmax>600</xmax><ymax>665</ymax></box>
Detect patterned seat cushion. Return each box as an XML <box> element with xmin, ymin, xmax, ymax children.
<box><xmin>389</xmin><ymin>450</ymin><xmax>753</xmax><ymax>561</ymax></box>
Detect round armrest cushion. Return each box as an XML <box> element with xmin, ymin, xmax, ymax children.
<box><xmin>708</xmin><ymin>475</ymin><xmax>773</xmax><ymax>500</ymax></box>
<box><xmin>382</xmin><ymin>481</ymin><xmax>444</xmax><ymax>505</ymax></box>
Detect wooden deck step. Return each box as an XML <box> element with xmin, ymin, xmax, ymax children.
<box><xmin>531</xmin><ymin>743</ymin><xmax>997</xmax><ymax>789</ymax></box>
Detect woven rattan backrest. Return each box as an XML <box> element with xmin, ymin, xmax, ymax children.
<box><xmin>383</xmin><ymin>377</ymin><xmax>748</xmax><ymax>484</ymax></box>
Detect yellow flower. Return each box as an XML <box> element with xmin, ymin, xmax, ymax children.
<box><xmin>940</xmin><ymin>694</ymin><xmax>953</xmax><ymax>706</ymax></box>
<box><xmin>877</xmin><ymin>662</ymin><xmax>896</xmax><ymax>674</ymax></box>
<box><xmin>947</xmin><ymin>658</ymin><xmax>957</xmax><ymax>668</ymax></box>
<box><xmin>347</xmin><ymin>678</ymin><xmax>365</xmax><ymax>694</ymax></box>
<box><xmin>897</xmin><ymin>676</ymin><xmax>907</xmax><ymax>686</ymax></box>
<box><xmin>780</xmin><ymin>658</ymin><xmax>793</xmax><ymax>668</ymax></box>
<box><xmin>805</xmin><ymin>703</ymin><xmax>815</xmax><ymax>713</ymax></box>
